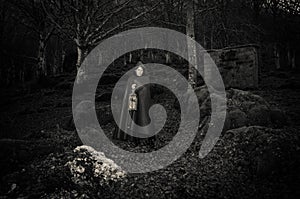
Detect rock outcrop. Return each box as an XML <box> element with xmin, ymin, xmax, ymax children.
<box><xmin>196</xmin><ymin>86</ymin><xmax>287</xmax><ymax>132</ymax></box>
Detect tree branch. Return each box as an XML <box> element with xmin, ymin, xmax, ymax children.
<box><xmin>41</xmin><ymin>1</ymin><xmax>74</xmax><ymax>43</ymax></box>
<box><xmin>91</xmin><ymin>2</ymin><xmax>160</xmax><ymax>45</ymax></box>
<box><xmin>85</xmin><ymin>0</ymin><xmax>134</xmax><ymax>43</ymax></box>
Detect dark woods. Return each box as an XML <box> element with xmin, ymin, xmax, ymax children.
<box><xmin>0</xmin><ymin>1</ymin><xmax>300</xmax><ymax>198</ymax></box>
<box><xmin>0</xmin><ymin>0</ymin><xmax>299</xmax><ymax>88</ymax></box>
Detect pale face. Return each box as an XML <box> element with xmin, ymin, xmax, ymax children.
<box><xmin>135</xmin><ymin>66</ymin><xmax>144</xmax><ymax>77</ymax></box>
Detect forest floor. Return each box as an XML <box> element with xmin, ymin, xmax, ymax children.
<box><xmin>0</xmin><ymin>69</ymin><xmax>300</xmax><ymax>198</ymax></box>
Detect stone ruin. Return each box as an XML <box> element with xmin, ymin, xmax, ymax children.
<box><xmin>205</xmin><ymin>44</ymin><xmax>259</xmax><ymax>89</ymax></box>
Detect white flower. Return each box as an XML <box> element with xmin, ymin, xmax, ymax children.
<box><xmin>68</xmin><ymin>145</ymin><xmax>127</xmax><ymax>186</ymax></box>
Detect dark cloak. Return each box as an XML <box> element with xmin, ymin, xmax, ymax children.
<box><xmin>113</xmin><ymin>71</ymin><xmax>154</xmax><ymax>141</ymax></box>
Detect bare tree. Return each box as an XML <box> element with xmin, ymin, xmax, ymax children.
<box><xmin>186</xmin><ymin>0</ymin><xmax>197</xmax><ymax>88</ymax></box>
<box><xmin>0</xmin><ymin>0</ymin><xmax>9</xmax><ymax>46</ymax></box>
<box><xmin>43</xmin><ymin>0</ymin><xmax>159</xmax><ymax>70</ymax></box>
<box><xmin>11</xmin><ymin>0</ymin><xmax>55</xmax><ymax>79</ymax></box>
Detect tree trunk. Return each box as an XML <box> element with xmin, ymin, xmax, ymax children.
<box><xmin>139</xmin><ymin>49</ymin><xmax>144</xmax><ymax>61</ymax></box>
<box><xmin>165</xmin><ymin>52</ymin><xmax>171</xmax><ymax>64</ymax></box>
<box><xmin>202</xmin><ymin>20</ymin><xmax>206</xmax><ymax>49</ymax></box>
<box><xmin>253</xmin><ymin>0</ymin><xmax>261</xmax><ymax>24</ymax></box>
<box><xmin>287</xmin><ymin>44</ymin><xmax>291</xmax><ymax>68</ymax></box>
<box><xmin>163</xmin><ymin>0</ymin><xmax>171</xmax><ymax>64</ymax></box>
<box><xmin>287</xmin><ymin>43</ymin><xmax>295</xmax><ymax>69</ymax></box>
<box><xmin>291</xmin><ymin>50</ymin><xmax>296</xmax><ymax>69</ymax></box>
<box><xmin>20</xmin><ymin>63</ymin><xmax>25</xmax><ymax>83</ymax></box>
<box><xmin>210</xmin><ymin>28</ymin><xmax>214</xmax><ymax>49</ymax></box>
<box><xmin>76</xmin><ymin>46</ymin><xmax>88</xmax><ymax>70</ymax></box>
<box><xmin>61</xmin><ymin>49</ymin><xmax>65</xmax><ymax>73</ymax></box>
<box><xmin>186</xmin><ymin>0</ymin><xmax>197</xmax><ymax>88</ymax></box>
<box><xmin>274</xmin><ymin>44</ymin><xmax>280</xmax><ymax>70</ymax></box>
<box><xmin>75</xmin><ymin>46</ymin><xmax>88</xmax><ymax>84</ymax></box>
<box><xmin>37</xmin><ymin>35</ymin><xmax>47</xmax><ymax>79</ymax></box>
<box><xmin>123</xmin><ymin>55</ymin><xmax>127</xmax><ymax>65</ymax></box>
<box><xmin>129</xmin><ymin>53</ymin><xmax>132</xmax><ymax>63</ymax></box>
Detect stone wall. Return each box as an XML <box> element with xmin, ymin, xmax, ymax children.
<box><xmin>95</xmin><ymin>44</ymin><xmax>260</xmax><ymax>90</ymax></box>
<box><xmin>205</xmin><ymin>44</ymin><xmax>259</xmax><ymax>89</ymax></box>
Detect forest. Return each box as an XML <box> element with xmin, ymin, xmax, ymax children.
<box><xmin>0</xmin><ymin>0</ymin><xmax>300</xmax><ymax>198</ymax></box>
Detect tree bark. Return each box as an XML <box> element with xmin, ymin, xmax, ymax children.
<box><xmin>287</xmin><ymin>43</ymin><xmax>296</xmax><ymax>69</ymax></box>
<box><xmin>274</xmin><ymin>44</ymin><xmax>280</xmax><ymax>70</ymax></box>
<box><xmin>186</xmin><ymin>0</ymin><xmax>197</xmax><ymax>88</ymax></box>
<box><xmin>291</xmin><ymin>50</ymin><xmax>296</xmax><ymax>69</ymax></box>
<box><xmin>61</xmin><ymin>49</ymin><xmax>65</xmax><ymax>73</ymax></box>
<box><xmin>129</xmin><ymin>53</ymin><xmax>132</xmax><ymax>63</ymax></box>
<box><xmin>210</xmin><ymin>28</ymin><xmax>214</xmax><ymax>49</ymax></box>
<box><xmin>37</xmin><ymin>35</ymin><xmax>46</xmax><ymax>79</ymax></box>
<box><xmin>76</xmin><ymin>46</ymin><xmax>88</xmax><ymax>70</ymax></box>
<box><xmin>287</xmin><ymin>44</ymin><xmax>291</xmax><ymax>68</ymax></box>
<box><xmin>163</xmin><ymin>0</ymin><xmax>171</xmax><ymax>64</ymax></box>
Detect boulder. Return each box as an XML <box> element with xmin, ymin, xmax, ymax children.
<box><xmin>248</xmin><ymin>105</ymin><xmax>271</xmax><ymax>126</ymax></box>
<box><xmin>195</xmin><ymin>87</ymin><xmax>287</xmax><ymax>131</ymax></box>
<box><xmin>228</xmin><ymin>109</ymin><xmax>248</xmax><ymax>129</ymax></box>
<box><xmin>66</xmin><ymin>145</ymin><xmax>126</xmax><ymax>187</ymax></box>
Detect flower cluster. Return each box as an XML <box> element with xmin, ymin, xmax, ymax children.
<box><xmin>66</xmin><ymin>145</ymin><xmax>126</xmax><ymax>186</ymax></box>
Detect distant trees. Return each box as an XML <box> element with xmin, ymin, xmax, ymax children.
<box><xmin>0</xmin><ymin>0</ymin><xmax>9</xmax><ymax>47</ymax></box>
<box><xmin>186</xmin><ymin>0</ymin><xmax>197</xmax><ymax>87</ymax></box>
<box><xmin>262</xmin><ymin>0</ymin><xmax>300</xmax><ymax>70</ymax></box>
<box><xmin>42</xmin><ymin>0</ymin><xmax>159</xmax><ymax>70</ymax></box>
<box><xmin>10</xmin><ymin>0</ymin><xmax>55</xmax><ymax>79</ymax></box>
<box><xmin>0</xmin><ymin>0</ymin><xmax>299</xmax><ymax>86</ymax></box>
